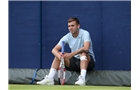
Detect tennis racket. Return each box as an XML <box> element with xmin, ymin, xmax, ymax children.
<box><xmin>58</xmin><ymin>41</ymin><xmax>66</xmax><ymax>85</ymax></box>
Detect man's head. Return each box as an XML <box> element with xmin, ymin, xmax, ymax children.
<box><xmin>68</xmin><ymin>17</ymin><xmax>80</xmax><ymax>36</ymax></box>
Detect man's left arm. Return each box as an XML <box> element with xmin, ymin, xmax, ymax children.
<box><xmin>65</xmin><ymin>31</ymin><xmax>91</xmax><ymax>57</ymax></box>
<box><xmin>64</xmin><ymin>41</ymin><xmax>90</xmax><ymax>59</ymax></box>
<box><xmin>74</xmin><ymin>41</ymin><xmax>90</xmax><ymax>54</ymax></box>
<box><xmin>75</xmin><ymin>31</ymin><xmax>91</xmax><ymax>54</ymax></box>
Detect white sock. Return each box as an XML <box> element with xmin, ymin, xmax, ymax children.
<box><xmin>48</xmin><ymin>68</ymin><xmax>56</xmax><ymax>79</ymax></box>
<box><xmin>80</xmin><ymin>69</ymin><xmax>87</xmax><ymax>80</ymax></box>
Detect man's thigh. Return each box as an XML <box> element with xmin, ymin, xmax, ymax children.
<box><xmin>65</xmin><ymin>55</ymin><xmax>95</xmax><ymax>72</ymax></box>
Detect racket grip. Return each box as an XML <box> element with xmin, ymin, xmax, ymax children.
<box><xmin>61</xmin><ymin>41</ymin><xmax>65</xmax><ymax>54</ymax></box>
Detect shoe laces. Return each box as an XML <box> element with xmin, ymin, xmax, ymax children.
<box><xmin>76</xmin><ymin>75</ymin><xmax>84</xmax><ymax>81</ymax></box>
<box><xmin>44</xmin><ymin>75</ymin><xmax>49</xmax><ymax>79</ymax></box>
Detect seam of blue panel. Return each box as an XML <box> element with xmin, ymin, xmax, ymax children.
<box><xmin>101</xmin><ymin>1</ymin><xmax>104</xmax><ymax>70</ymax></box>
<box><xmin>40</xmin><ymin>1</ymin><xmax>42</xmax><ymax>69</ymax></box>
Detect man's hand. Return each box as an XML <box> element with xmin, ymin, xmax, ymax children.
<box><xmin>58</xmin><ymin>52</ymin><xmax>64</xmax><ymax>60</ymax></box>
<box><xmin>63</xmin><ymin>53</ymin><xmax>73</xmax><ymax>60</ymax></box>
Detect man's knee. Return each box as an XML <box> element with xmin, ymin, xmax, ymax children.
<box><xmin>80</xmin><ymin>52</ymin><xmax>87</xmax><ymax>61</ymax></box>
<box><xmin>80</xmin><ymin>52</ymin><xmax>90</xmax><ymax>62</ymax></box>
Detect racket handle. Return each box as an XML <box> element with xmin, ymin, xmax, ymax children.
<box><xmin>61</xmin><ymin>41</ymin><xmax>65</xmax><ymax>54</ymax></box>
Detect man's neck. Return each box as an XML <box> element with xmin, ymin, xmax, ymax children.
<box><xmin>72</xmin><ymin>29</ymin><xmax>79</xmax><ymax>38</ymax></box>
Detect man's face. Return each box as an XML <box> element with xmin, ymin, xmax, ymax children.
<box><xmin>68</xmin><ymin>21</ymin><xmax>80</xmax><ymax>34</ymax></box>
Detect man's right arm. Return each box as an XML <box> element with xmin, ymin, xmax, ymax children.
<box><xmin>51</xmin><ymin>45</ymin><xmax>61</xmax><ymax>59</ymax></box>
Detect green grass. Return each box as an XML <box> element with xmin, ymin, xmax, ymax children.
<box><xmin>9</xmin><ymin>84</ymin><xmax>131</xmax><ymax>90</ymax></box>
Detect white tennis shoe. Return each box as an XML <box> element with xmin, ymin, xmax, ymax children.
<box><xmin>75</xmin><ymin>75</ymin><xmax>86</xmax><ymax>86</ymax></box>
<box><xmin>37</xmin><ymin>75</ymin><xmax>54</xmax><ymax>85</ymax></box>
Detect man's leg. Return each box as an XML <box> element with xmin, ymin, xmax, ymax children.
<box><xmin>80</xmin><ymin>52</ymin><xmax>90</xmax><ymax>79</ymax></box>
<box><xmin>37</xmin><ymin>56</ymin><xmax>61</xmax><ymax>85</ymax></box>
<box><xmin>75</xmin><ymin>52</ymin><xmax>90</xmax><ymax>86</ymax></box>
<box><xmin>47</xmin><ymin>57</ymin><xmax>61</xmax><ymax>79</ymax></box>
<box><xmin>37</xmin><ymin>52</ymin><xmax>71</xmax><ymax>85</ymax></box>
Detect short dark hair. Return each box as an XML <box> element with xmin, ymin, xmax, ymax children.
<box><xmin>68</xmin><ymin>17</ymin><xmax>80</xmax><ymax>24</ymax></box>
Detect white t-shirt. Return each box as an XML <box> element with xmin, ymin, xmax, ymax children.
<box><xmin>57</xmin><ymin>28</ymin><xmax>95</xmax><ymax>62</ymax></box>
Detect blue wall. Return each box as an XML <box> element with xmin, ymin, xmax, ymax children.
<box><xmin>9</xmin><ymin>1</ymin><xmax>41</xmax><ymax>68</ymax></box>
<box><xmin>102</xmin><ymin>1</ymin><xmax>131</xmax><ymax>70</ymax></box>
<box><xmin>9</xmin><ymin>1</ymin><xmax>131</xmax><ymax>70</ymax></box>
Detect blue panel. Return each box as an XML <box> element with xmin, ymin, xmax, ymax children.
<box><xmin>102</xmin><ymin>1</ymin><xmax>131</xmax><ymax>70</ymax></box>
<box><xmin>9</xmin><ymin>1</ymin><xmax>41</xmax><ymax>68</ymax></box>
<box><xmin>41</xmin><ymin>1</ymin><xmax>103</xmax><ymax>70</ymax></box>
